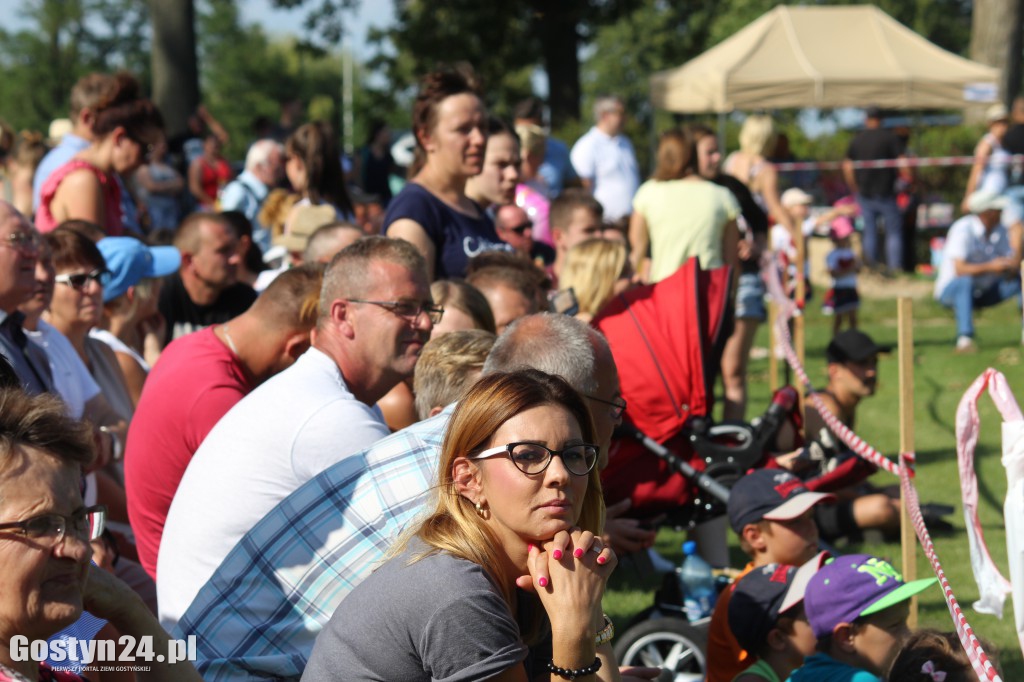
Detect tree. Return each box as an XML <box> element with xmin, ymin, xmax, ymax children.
<box><xmin>367</xmin><ymin>0</ymin><xmax>645</xmax><ymax>128</ymax></box>
<box><xmin>151</xmin><ymin>0</ymin><xmax>199</xmax><ymax>141</ymax></box>
<box><xmin>0</xmin><ymin>0</ymin><xmax>149</xmax><ymax>133</ymax></box>
<box><xmin>969</xmin><ymin>0</ymin><xmax>1023</xmax><ymax>110</ymax></box>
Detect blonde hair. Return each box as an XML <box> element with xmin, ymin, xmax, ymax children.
<box><xmin>739</xmin><ymin>114</ymin><xmax>777</xmax><ymax>157</ymax></box>
<box><xmin>406</xmin><ymin>370</ymin><xmax>604</xmax><ymax>615</ymax></box>
<box><xmin>514</xmin><ymin>122</ymin><xmax>546</xmax><ymax>159</ymax></box>
<box><xmin>413</xmin><ymin>329</ymin><xmax>496</xmax><ymax>419</ymax></box>
<box><xmin>559</xmin><ymin>238</ymin><xmax>628</xmax><ymax>318</ymax></box>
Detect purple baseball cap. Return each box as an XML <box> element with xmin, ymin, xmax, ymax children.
<box><xmin>727</xmin><ymin>469</ymin><xmax>835</xmax><ymax>533</ymax></box>
<box><xmin>804</xmin><ymin>554</ymin><xmax>937</xmax><ymax>639</ymax></box>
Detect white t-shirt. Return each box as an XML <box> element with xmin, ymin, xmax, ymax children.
<box><xmin>156</xmin><ymin>347</ymin><xmax>390</xmax><ymax>629</ymax></box>
<box><xmin>26</xmin><ymin>320</ymin><xmax>100</xmax><ymax>419</ymax></box>
<box><xmin>934</xmin><ymin>214</ymin><xmax>1013</xmax><ymax>298</ymax></box>
<box><xmin>570</xmin><ymin>126</ymin><xmax>640</xmax><ymax>222</ymax></box>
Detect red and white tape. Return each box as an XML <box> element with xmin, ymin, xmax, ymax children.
<box><xmin>762</xmin><ymin>257</ymin><xmax>1005</xmax><ymax>678</ymax></box>
<box><xmin>775</xmin><ymin>154</ymin><xmax>1024</xmax><ymax>172</ymax></box>
<box><xmin>899</xmin><ymin>454</ymin><xmax>1003</xmax><ymax>681</ymax></box>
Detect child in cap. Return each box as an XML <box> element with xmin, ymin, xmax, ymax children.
<box><xmin>822</xmin><ymin>209</ymin><xmax>860</xmax><ymax>336</ymax></box>
<box><xmin>705</xmin><ymin>470</ymin><xmax>835</xmax><ymax>682</ymax></box>
<box><xmin>887</xmin><ymin>629</ymin><xmax>999</xmax><ymax>682</ymax></box>
<box><xmin>791</xmin><ymin>554</ymin><xmax>937</xmax><ymax>682</ymax></box>
<box><xmin>728</xmin><ymin>552</ymin><xmax>828</xmax><ymax>682</ymax></box>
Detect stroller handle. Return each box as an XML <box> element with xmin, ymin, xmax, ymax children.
<box><xmin>623</xmin><ymin>425</ymin><xmax>732</xmax><ymax>504</ymax></box>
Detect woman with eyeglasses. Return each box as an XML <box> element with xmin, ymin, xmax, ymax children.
<box><xmin>42</xmin><ymin>228</ymin><xmax>133</xmax><ymax>424</ymax></box>
<box><xmin>304</xmin><ymin>369</ymin><xmax>620</xmax><ymax>681</ymax></box>
<box><xmin>36</xmin><ymin>73</ymin><xmax>163</xmax><ymax>236</ymax></box>
<box><xmin>0</xmin><ymin>388</ymin><xmax>203</xmax><ymax>682</ymax></box>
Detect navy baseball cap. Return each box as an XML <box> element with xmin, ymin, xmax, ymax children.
<box><xmin>98</xmin><ymin>237</ymin><xmax>180</xmax><ymax>303</ymax></box>
<box><xmin>727</xmin><ymin>469</ymin><xmax>835</xmax><ymax>534</ymax></box>
<box><xmin>728</xmin><ymin>552</ymin><xmax>829</xmax><ymax>652</ymax></box>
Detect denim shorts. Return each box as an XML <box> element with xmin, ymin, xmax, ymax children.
<box><xmin>735</xmin><ymin>272</ymin><xmax>767</xmax><ymax>321</ymax></box>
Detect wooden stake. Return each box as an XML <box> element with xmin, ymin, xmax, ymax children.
<box><xmin>898</xmin><ymin>297</ymin><xmax>918</xmax><ymax>627</ymax></box>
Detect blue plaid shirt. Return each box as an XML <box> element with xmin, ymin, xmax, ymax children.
<box><xmin>172</xmin><ymin>405</ymin><xmax>454</xmax><ymax>681</ymax></box>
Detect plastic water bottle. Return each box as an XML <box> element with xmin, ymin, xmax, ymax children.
<box><xmin>677</xmin><ymin>540</ymin><xmax>716</xmax><ymax>622</ymax></box>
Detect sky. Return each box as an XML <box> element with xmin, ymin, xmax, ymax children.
<box><xmin>240</xmin><ymin>0</ymin><xmax>396</xmax><ymax>60</ymax></box>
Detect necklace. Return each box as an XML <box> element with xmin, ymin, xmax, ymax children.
<box><xmin>221</xmin><ymin>324</ymin><xmax>239</xmax><ymax>356</ymax></box>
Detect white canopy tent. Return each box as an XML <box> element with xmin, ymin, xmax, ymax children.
<box><xmin>650</xmin><ymin>5</ymin><xmax>1000</xmax><ymax>113</ymax></box>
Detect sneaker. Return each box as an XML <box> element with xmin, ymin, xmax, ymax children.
<box><xmin>955</xmin><ymin>336</ymin><xmax>977</xmax><ymax>354</ymax></box>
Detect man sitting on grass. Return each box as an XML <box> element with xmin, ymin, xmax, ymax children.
<box><xmin>934</xmin><ymin>189</ymin><xmax>1021</xmax><ymax>353</ymax></box>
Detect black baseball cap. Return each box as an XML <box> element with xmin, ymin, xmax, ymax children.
<box><xmin>728</xmin><ymin>552</ymin><xmax>831</xmax><ymax>652</ymax></box>
<box><xmin>826</xmin><ymin>330</ymin><xmax>893</xmax><ymax>365</ymax></box>
<box><xmin>727</xmin><ymin>469</ymin><xmax>834</xmax><ymax>534</ymax></box>
<box><xmin>865</xmin><ymin>105</ymin><xmax>883</xmax><ymax>119</ymax></box>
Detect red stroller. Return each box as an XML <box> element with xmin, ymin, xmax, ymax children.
<box><xmin>595</xmin><ymin>258</ymin><xmax>795</xmax><ymax>519</ymax></box>
<box><xmin>593</xmin><ymin>259</ymin><xmax>799</xmax><ymax>678</ymax></box>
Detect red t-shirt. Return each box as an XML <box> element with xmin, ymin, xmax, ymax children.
<box><xmin>124</xmin><ymin>327</ymin><xmax>254</xmax><ymax>578</ymax></box>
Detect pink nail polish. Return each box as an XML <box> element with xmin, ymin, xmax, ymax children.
<box><xmin>597</xmin><ymin>555</ymin><xmax>607</xmax><ymax>565</ymax></box>
<box><xmin>552</xmin><ymin>549</ymin><xmax>563</xmax><ymax>560</ymax></box>
<box><xmin>538</xmin><ymin>576</ymin><xmax>548</xmax><ymax>587</ymax></box>
<box><xmin>573</xmin><ymin>548</ymin><xmax>584</xmax><ymax>558</ymax></box>
<box><xmin>527</xmin><ymin>544</ymin><xmax>535</xmax><ymax>553</ymax></box>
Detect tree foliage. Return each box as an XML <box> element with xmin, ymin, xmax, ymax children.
<box><xmin>0</xmin><ymin>0</ymin><xmax>149</xmax><ymax>132</ymax></box>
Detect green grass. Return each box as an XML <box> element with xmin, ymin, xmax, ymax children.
<box><xmin>603</xmin><ymin>288</ymin><xmax>1024</xmax><ymax>676</ymax></box>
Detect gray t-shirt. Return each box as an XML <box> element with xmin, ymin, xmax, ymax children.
<box><xmin>302</xmin><ymin>541</ymin><xmax>528</xmax><ymax>681</ymax></box>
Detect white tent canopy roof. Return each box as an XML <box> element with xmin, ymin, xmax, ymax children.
<box><xmin>650</xmin><ymin>5</ymin><xmax>1000</xmax><ymax>113</ymax></box>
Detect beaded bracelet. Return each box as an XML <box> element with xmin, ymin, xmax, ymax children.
<box><xmin>594</xmin><ymin>614</ymin><xmax>615</xmax><ymax>646</ymax></box>
<box><xmin>547</xmin><ymin>656</ymin><xmax>602</xmax><ymax>680</ymax></box>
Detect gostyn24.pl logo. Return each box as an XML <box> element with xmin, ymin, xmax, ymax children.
<box><xmin>10</xmin><ymin>635</ymin><xmax>197</xmax><ymax>664</ymax></box>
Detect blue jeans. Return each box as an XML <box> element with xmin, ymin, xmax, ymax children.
<box><xmin>938</xmin><ymin>275</ymin><xmax>1022</xmax><ymax>338</ymax></box>
<box><xmin>856</xmin><ymin>194</ymin><xmax>903</xmax><ymax>270</ymax></box>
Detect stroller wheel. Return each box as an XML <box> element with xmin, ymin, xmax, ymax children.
<box><xmin>613</xmin><ymin>617</ymin><xmax>708</xmax><ymax>681</ymax></box>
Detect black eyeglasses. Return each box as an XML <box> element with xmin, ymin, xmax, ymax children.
<box><xmin>2</xmin><ymin>231</ymin><xmax>39</xmax><ymax>254</ymax></box>
<box><xmin>503</xmin><ymin>221</ymin><xmax>533</xmax><ymax>236</ymax></box>
<box><xmin>585</xmin><ymin>393</ymin><xmax>627</xmax><ymax>419</ymax></box>
<box><xmin>54</xmin><ymin>268</ymin><xmax>105</xmax><ymax>291</ymax></box>
<box><xmin>0</xmin><ymin>504</ymin><xmax>106</xmax><ymax>547</ymax></box>
<box><xmin>346</xmin><ymin>299</ymin><xmax>444</xmax><ymax>325</ymax></box>
<box><xmin>469</xmin><ymin>441</ymin><xmax>599</xmax><ymax>476</ymax></box>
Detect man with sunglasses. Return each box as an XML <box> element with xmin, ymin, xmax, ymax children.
<box><xmin>157</xmin><ymin>236</ymin><xmax>434</xmax><ymax>629</ymax></box>
<box><xmin>168</xmin><ymin>313</ymin><xmax>660</xmax><ymax>681</ymax></box>
<box><xmin>495</xmin><ymin>203</ymin><xmax>555</xmax><ymax>267</ymax></box>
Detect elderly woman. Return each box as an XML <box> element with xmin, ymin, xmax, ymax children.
<box><xmin>560</xmin><ymin>238</ymin><xmax>638</xmax><ymax>323</ymax></box>
<box><xmin>303</xmin><ymin>369</ymin><xmax>618</xmax><ymax>681</ymax></box>
<box><xmin>42</xmin><ymin>229</ymin><xmax>133</xmax><ymax>424</ymax></box>
<box><xmin>36</xmin><ymin>73</ymin><xmax>163</xmax><ymax>236</ymax></box>
<box><xmin>0</xmin><ymin>389</ymin><xmax>202</xmax><ymax>682</ymax></box>
<box><xmin>385</xmin><ymin>65</ymin><xmax>508</xmax><ymax>281</ymax></box>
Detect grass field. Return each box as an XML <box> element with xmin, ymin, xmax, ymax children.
<box><xmin>603</xmin><ymin>286</ymin><xmax>1024</xmax><ymax>677</ymax></box>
